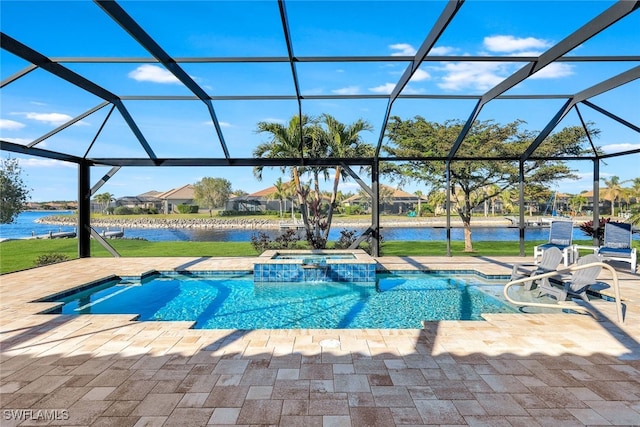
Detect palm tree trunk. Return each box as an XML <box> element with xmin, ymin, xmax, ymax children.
<box><xmin>313</xmin><ymin>170</ymin><xmax>322</xmax><ymax>241</ymax></box>
<box><xmin>323</xmin><ymin>167</ymin><xmax>341</xmax><ymax>241</ymax></box>
<box><xmin>292</xmin><ymin>168</ymin><xmax>310</xmax><ymax>231</ymax></box>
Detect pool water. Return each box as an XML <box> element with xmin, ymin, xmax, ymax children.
<box><xmin>43</xmin><ymin>272</ymin><xmax>517</xmax><ymax>329</ymax></box>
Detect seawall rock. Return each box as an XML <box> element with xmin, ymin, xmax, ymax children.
<box><xmin>35</xmin><ymin>215</ymin><xmax>517</xmax><ymax>230</ymax></box>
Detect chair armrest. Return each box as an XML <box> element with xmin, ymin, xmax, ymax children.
<box><xmin>511</xmin><ymin>263</ymin><xmax>535</xmax><ymax>275</ymax></box>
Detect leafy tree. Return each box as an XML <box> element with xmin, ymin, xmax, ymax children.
<box><xmin>383</xmin><ymin>117</ymin><xmax>593</xmax><ymax>251</ymax></box>
<box><xmin>0</xmin><ymin>157</ymin><xmax>31</xmax><ymax>224</ymax></box>
<box><xmin>194</xmin><ymin>177</ymin><xmax>232</xmax><ymax>217</ymax></box>
<box><xmin>94</xmin><ymin>192</ymin><xmax>114</xmax><ymax>214</ymax></box>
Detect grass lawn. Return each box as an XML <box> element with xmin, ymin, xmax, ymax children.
<box><xmin>4</xmin><ymin>238</ymin><xmax>617</xmax><ymax>275</ymax></box>
<box><xmin>0</xmin><ymin>239</ymin><xmax>258</xmax><ymax>274</ymax></box>
<box><xmin>3</xmin><ymin>237</ymin><xmax>637</xmax><ymax>275</ymax></box>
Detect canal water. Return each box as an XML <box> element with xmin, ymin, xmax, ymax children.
<box><xmin>2</xmin><ymin>211</ymin><xmax>635</xmax><ymax>242</ymax></box>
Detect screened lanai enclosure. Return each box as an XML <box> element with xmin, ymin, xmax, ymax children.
<box><xmin>1</xmin><ymin>0</ymin><xmax>639</xmax><ymax>257</ymax></box>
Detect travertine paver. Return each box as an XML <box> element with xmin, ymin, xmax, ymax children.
<box><xmin>1</xmin><ymin>256</ymin><xmax>639</xmax><ymax>426</ymax></box>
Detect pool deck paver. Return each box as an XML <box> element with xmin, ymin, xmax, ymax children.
<box><xmin>0</xmin><ymin>255</ymin><xmax>639</xmax><ymax>426</ymax></box>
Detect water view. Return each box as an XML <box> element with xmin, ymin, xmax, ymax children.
<box><xmin>3</xmin><ymin>211</ymin><xmax>631</xmax><ymax>243</ymax></box>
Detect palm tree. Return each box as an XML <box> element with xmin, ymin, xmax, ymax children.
<box><xmin>271</xmin><ymin>177</ymin><xmax>288</xmax><ymax>219</ymax></box>
<box><xmin>319</xmin><ymin>113</ymin><xmax>373</xmax><ymax>241</ymax></box>
<box><xmin>568</xmin><ymin>194</ymin><xmax>588</xmax><ymax>215</ymax></box>
<box><xmin>253</xmin><ymin>115</ymin><xmax>313</xmax><ymax>230</ymax></box>
<box><xmin>94</xmin><ymin>192</ymin><xmax>114</xmax><ymax>214</ymax></box>
<box><xmin>254</xmin><ymin>114</ymin><xmax>373</xmax><ymax>248</ymax></box>
<box><xmin>601</xmin><ymin>176</ymin><xmax>630</xmax><ymax>216</ymax></box>
<box><xmin>428</xmin><ymin>189</ymin><xmax>446</xmax><ymax>216</ymax></box>
<box><xmin>627</xmin><ymin>177</ymin><xmax>640</xmax><ymax>226</ymax></box>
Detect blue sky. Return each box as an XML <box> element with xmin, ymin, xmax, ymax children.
<box><xmin>1</xmin><ymin>0</ymin><xmax>638</xmax><ymax>202</ymax></box>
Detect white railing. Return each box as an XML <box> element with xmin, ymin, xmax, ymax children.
<box><xmin>503</xmin><ymin>261</ymin><xmax>623</xmax><ymax>324</ymax></box>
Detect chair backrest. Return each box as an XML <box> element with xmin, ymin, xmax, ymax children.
<box><xmin>569</xmin><ymin>254</ymin><xmax>601</xmax><ymax>291</ymax></box>
<box><xmin>548</xmin><ymin>220</ymin><xmax>573</xmax><ymax>246</ymax></box>
<box><xmin>539</xmin><ymin>246</ymin><xmax>563</xmax><ymax>270</ymax></box>
<box><xmin>603</xmin><ymin>222</ymin><xmax>632</xmax><ymax>249</ymax></box>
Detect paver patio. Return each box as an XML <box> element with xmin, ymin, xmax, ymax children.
<box><xmin>1</xmin><ymin>256</ymin><xmax>639</xmax><ymax>426</ymax></box>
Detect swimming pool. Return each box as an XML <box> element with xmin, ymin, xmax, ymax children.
<box><xmin>39</xmin><ymin>272</ymin><xmax>518</xmax><ymax>329</ymax></box>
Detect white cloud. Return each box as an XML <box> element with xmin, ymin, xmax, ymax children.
<box><xmin>389</xmin><ymin>43</ymin><xmax>416</xmax><ymax>56</ymax></box>
<box><xmin>0</xmin><ymin>137</ymin><xmax>31</xmax><ymax>144</ymax></box>
<box><xmin>25</xmin><ymin>112</ymin><xmax>74</xmax><ymax>126</ymax></box>
<box><xmin>483</xmin><ymin>35</ymin><xmax>551</xmax><ymax>53</ymax></box>
<box><xmin>401</xmin><ymin>86</ymin><xmax>425</xmax><ymax>95</ymax></box>
<box><xmin>368</xmin><ymin>83</ymin><xmax>396</xmax><ymax>94</ymax></box>
<box><xmin>0</xmin><ymin>119</ymin><xmax>25</xmax><ymax>130</ymax></box>
<box><xmin>430</xmin><ymin>46</ymin><xmax>456</xmax><ymax>55</ymax></box>
<box><xmin>437</xmin><ymin>62</ymin><xmax>507</xmax><ymax>91</ymax></box>
<box><xmin>204</xmin><ymin>120</ymin><xmax>232</xmax><ymax>128</ymax></box>
<box><xmin>21</xmin><ymin>158</ymin><xmax>76</xmax><ymax>168</ymax></box>
<box><xmin>332</xmin><ymin>86</ymin><xmax>360</xmax><ymax>95</ymax></box>
<box><xmin>528</xmin><ymin>62</ymin><xmax>574</xmax><ymax>79</ymax></box>
<box><xmin>600</xmin><ymin>143</ymin><xmax>640</xmax><ymax>153</ymax></box>
<box><xmin>409</xmin><ymin>68</ymin><xmax>430</xmax><ymax>82</ymax></box>
<box><xmin>128</xmin><ymin>64</ymin><xmax>181</xmax><ymax>84</ymax></box>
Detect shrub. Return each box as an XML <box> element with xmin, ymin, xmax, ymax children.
<box><xmin>274</xmin><ymin>228</ymin><xmax>300</xmax><ymax>249</ymax></box>
<box><xmin>250</xmin><ymin>229</ymin><xmax>303</xmax><ymax>253</ymax></box>
<box><xmin>176</xmin><ymin>204</ymin><xmax>199</xmax><ymax>214</ymax></box>
<box><xmin>218</xmin><ymin>210</ymin><xmax>278</xmax><ymax>217</ymax></box>
<box><xmin>334</xmin><ymin>228</ymin><xmax>358</xmax><ymax>249</ymax></box>
<box><xmin>344</xmin><ymin>205</ymin><xmax>364</xmax><ymax>215</ymax></box>
<box><xmin>114</xmin><ymin>206</ymin><xmax>134</xmax><ymax>215</ymax></box>
<box><xmin>250</xmin><ymin>231</ymin><xmax>273</xmax><ymax>253</ymax></box>
<box><xmin>579</xmin><ymin>217</ymin><xmax>611</xmax><ymax>244</ymax></box>
<box><xmin>34</xmin><ymin>253</ymin><xmax>70</xmax><ymax>267</ymax></box>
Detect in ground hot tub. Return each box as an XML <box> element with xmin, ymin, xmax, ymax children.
<box><xmin>254</xmin><ymin>249</ymin><xmax>376</xmax><ymax>282</ymax></box>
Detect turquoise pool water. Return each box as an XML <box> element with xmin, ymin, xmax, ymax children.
<box><xmin>42</xmin><ymin>272</ymin><xmax>517</xmax><ymax>329</ymax></box>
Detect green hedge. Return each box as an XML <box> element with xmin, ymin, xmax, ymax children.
<box><xmin>177</xmin><ymin>204</ymin><xmax>199</xmax><ymax>214</ymax></box>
